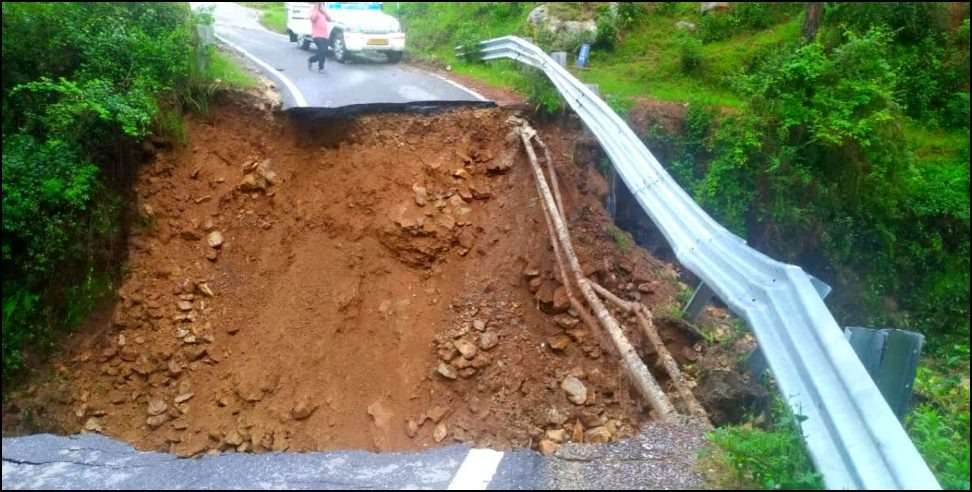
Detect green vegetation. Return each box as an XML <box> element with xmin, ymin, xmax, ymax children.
<box><xmin>605</xmin><ymin>224</ymin><xmax>633</xmax><ymax>252</ymax></box>
<box><xmin>209</xmin><ymin>50</ymin><xmax>260</xmax><ymax>90</ymax></box>
<box><xmin>703</xmin><ymin>396</ymin><xmax>824</xmax><ymax>489</ymax></box>
<box><xmin>400</xmin><ymin>2</ymin><xmax>969</xmax><ymax>488</ymax></box>
<box><xmin>908</xmin><ymin>347</ymin><xmax>971</xmax><ymax>490</ymax></box>
<box><xmin>242</xmin><ymin>2</ymin><xmax>288</xmax><ymax>34</ymax></box>
<box><xmin>2</xmin><ymin>3</ymin><xmax>251</xmax><ymax>386</ymax></box>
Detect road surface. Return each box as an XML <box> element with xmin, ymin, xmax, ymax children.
<box><xmin>2</xmin><ymin>423</ymin><xmax>705</xmax><ymax>490</ymax></box>
<box><xmin>195</xmin><ymin>2</ymin><xmax>486</xmax><ymax>109</ymax></box>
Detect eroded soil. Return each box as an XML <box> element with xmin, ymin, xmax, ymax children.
<box><xmin>3</xmin><ymin>100</ymin><xmax>702</xmax><ymax>457</ymax></box>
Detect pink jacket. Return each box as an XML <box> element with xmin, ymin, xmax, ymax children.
<box><xmin>310</xmin><ymin>5</ymin><xmax>330</xmax><ymax>38</ymax></box>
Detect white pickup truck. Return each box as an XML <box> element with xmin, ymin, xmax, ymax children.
<box><xmin>285</xmin><ymin>2</ymin><xmax>406</xmax><ymax>63</ymax></box>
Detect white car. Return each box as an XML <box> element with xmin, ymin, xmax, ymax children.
<box><xmin>285</xmin><ymin>2</ymin><xmax>406</xmax><ymax>63</ymax></box>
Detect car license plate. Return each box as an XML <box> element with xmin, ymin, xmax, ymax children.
<box><xmin>367</xmin><ymin>38</ymin><xmax>389</xmax><ymax>46</ymax></box>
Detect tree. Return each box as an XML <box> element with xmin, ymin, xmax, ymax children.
<box><xmin>802</xmin><ymin>3</ymin><xmax>824</xmax><ymax>42</ymax></box>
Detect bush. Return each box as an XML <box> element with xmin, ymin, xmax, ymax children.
<box><xmin>689</xmin><ymin>26</ymin><xmax>969</xmax><ymax>345</ymax></box>
<box><xmin>594</xmin><ymin>6</ymin><xmax>620</xmax><ymax>49</ymax></box>
<box><xmin>705</xmin><ymin>397</ymin><xmax>823</xmax><ymax>489</ymax></box>
<box><xmin>2</xmin><ymin>3</ymin><xmax>198</xmax><ymax>384</ymax></box>
<box><xmin>825</xmin><ymin>2</ymin><xmax>949</xmax><ymax>44</ymax></box>
<box><xmin>678</xmin><ymin>35</ymin><xmax>704</xmax><ymax>74</ymax></box>
<box><xmin>698</xmin><ymin>3</ymin><xmax>799</xmax><ymax>43</ymax></box>
<box><xmin>824</xmin><ymin>3</ymin><xmax>968</xmax><ymax>129</ymax></box>
<box><xmin>908</xmin><ymin>359</ymin><xmax>971</xmax><ymax>489</ymax></box>
<box><xmin>519</xmin><ymin>69</ymin><xmax>563</xmax><ymax>114</ymax></box>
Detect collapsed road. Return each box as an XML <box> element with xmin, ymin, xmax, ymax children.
<box><xmin>2</xmin><ymin>93</ymin><xmax>718</xmax><ymax>489</ymax></box>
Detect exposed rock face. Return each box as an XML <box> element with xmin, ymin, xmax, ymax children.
<box><xmin>700</xmin><ymin>2</ymin><xmax>730</xmax><ymax>14</ymax></box>
<box><xmin>527</xmin><ymin>4</ymin><xmax>599</xmax><ymax>50</ymax></box>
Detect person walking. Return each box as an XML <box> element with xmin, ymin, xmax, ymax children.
<box><xmin>307</xmin><ymin>2</ymin><xmax>331</xmax><ymax>72</ymax></box>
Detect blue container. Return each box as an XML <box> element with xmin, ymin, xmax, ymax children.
<box><xmin>576</xmin><ymin>43</ymin><xmax>591</xmax><ymax>68</ymax></box>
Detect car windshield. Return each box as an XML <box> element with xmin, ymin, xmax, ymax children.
<box><xmin>326</xmin><ymin>2</ymin><xmax>382</xmax><ymax>11</ymax></box>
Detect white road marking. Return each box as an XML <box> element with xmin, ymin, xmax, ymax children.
<box><xmin>447</xmin><ymin>448</ymin><xmax>504</xmax><ymax>490</ymax></box>
<box><xmin>214</xmin><ymin>32</ymin><xmax>309</xmax><ymax>108</ymax></box>
<box><xmin>429</xmin><ymin>73</ymin><xmax>489</xmax><ymax>102</ymax></box>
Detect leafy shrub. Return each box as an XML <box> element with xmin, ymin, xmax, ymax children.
<box><xmin>688</xmin><ymin>26</ymin><xmax>970</xmax><ymax>344</ymax></box>
<box><xmin>594</xmin><ymin>6</ymin><xmax>619</xmax><ymax>49</ymax></box>
<box><xmin>519</xmin><ymin>69</ymin><xmax>563</xmax><ymax>114</ymax></box>
<box><xmin>698</xmin><ymin>3</ymin><xmax>799</xmax><ymax>43</ymax></box>
<box><xmin>705</xmin><ymin>397</ymin><xmax>823</xmax><ymax>489</ymax></box>
<box><xmin>616</xmin><ymin>2</ymin><xmax>650</xmax><ymax>31</ymax></box>
<box><xmin>698</xmin><ymin>10</ymin><xmax>737</xmax><ymax>43</ymax></box>
<box><xmin>908</xmin><ymin>360</ymin><xmax>971</xmax><ymax>489</ymax></box>
<box><xmin>824</xmin><ymin>3</ymin><xmax>968</xmax><ymax>129</ymax></box>
<box><xmin>943</xmin><ymin>92</ymin><xmax>970</xmax><ymax>129</ymax></box>
<box><xmin>678</xmin><ymin>34</ymin><xmax>704</xmax><ymax>74</ymax></box>
<box><xmin>2</xmin><ymin>3</ymin><xmax>198</xmax><ymax>384</ymax></box>
<box><xmin>825</xmin><ymin>2</ymin><xmax>949</xmax><ymax>44</ymax></box>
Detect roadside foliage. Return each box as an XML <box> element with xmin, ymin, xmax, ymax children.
<box><xmin>2</xmin><ymin>3</ymin><xmax>203</xmax><ymax>381</ymax></box>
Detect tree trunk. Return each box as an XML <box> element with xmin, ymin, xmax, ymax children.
<box><xmin>802</xmin><ymin>3</ymin><xmax>824</xmax><ymax>42</ymax></box>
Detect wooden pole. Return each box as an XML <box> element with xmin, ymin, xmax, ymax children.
<box><xmin>589</xmin><ymin>281</ymin><xmax>709</xmax><ymax>423</ymax></box>
<box><xmin>518</xmin><ymin>124</ymin><xmax>676</xmax><ymax>421</ymax></box>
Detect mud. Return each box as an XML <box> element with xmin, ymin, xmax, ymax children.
<box><xmin>3</xmin><ymin>100</ymin><xmax>699</xmax><ymax>457</ymax></box>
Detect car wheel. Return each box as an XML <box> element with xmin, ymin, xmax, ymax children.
<box><xmin>300</xmin><ymin>37</ymin><xmax>311</xmax><ymax>50</ymax></box>
<box><xmin>332</xmin><ymin>31</ymin><xmax>347</xmax><ymax>63</ymax></box>
<box><xmin>387</xmin><ymin>51</ymin><xmax>403</xmax><ymax>63</ymax></box>
<box><xmin>289</xmin><ymin>30</ymin><xmax>298</xmax><ymax>43</ymax></box>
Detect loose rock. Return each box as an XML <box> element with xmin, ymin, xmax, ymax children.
<box><xmin>548</xmin><ymin>335</ymin><xmax>571</xmax><ymax>352</ymax></box>
<box><xmin>584</xmin><ymin>426</ymin><xmax>613</xmax><ymax>444</ymax></box>
<box><xmin>437</xmin><ymin>362</ymin><xmax>458</xmax><ymax>380</ymax></box>
<box><xmin>561</xmin><ymin>375</ymin><xmax>588</xmax><ymax>405</ymax></box>
<box><xmin>545</xmin><ymin>428</ymin><xmax>566</xmax><ymax>443</ymax></box>
<box><xmin>478</xmin><ymin>331</ymin><xmax>499</xmax><ymax>351</ymax></box>
<box><xmin>405</xmin><ymin>419</ymin><xmax>419</xmax><ymax>438</ymax></box>
<box><xmin>538</xmin><ymin>439</ymin><xmax>559</xmax><ymax>456</ymax></box>
<box><xmin>207</xmin><ymin>231</ymin><xmax>224</xmax><ymax>248</ymax></box>
<box><xmin>174</xmin><ymin>393</ymin><xmax>194</xmax><ymax>404</ymax></box>
<box><xmin>292</xmin><ymin>397</ymin><xmax>319</xmax><ymax>420</ymax></box>
<box><xmin>433</xmin><ymin>422</ymin><xmax>448</xmax><ymax>443</ymax></box>
<box><xmin>454</xmin><ymin>339</ymin><xmax>478</xmax><ymax>360</ymax></box>
<box><xmin>146</xmin><ymin>414</ymin><xmax>168</xmax><ymax>429</ymax></box>
<box><xmin>83</xmin><ymin>417</ymin><xmax>103</xmax><ymax>433</ymax></box>
<box><xmin>147</xmin><ymin>399</ymin><xmax>168</xmax><ymax>416</ymax></box>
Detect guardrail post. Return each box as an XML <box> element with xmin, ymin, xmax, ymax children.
<box><xmin>606</xmin><ymin>164</ymin><xmax>618</xmax><ymax>217</ymax></box>
<box><xmin>844</xmin><ymin>327</ymin><xmax>924</xmax><ymax>418</ymax></box>
<box><xmin>747</xmin><ymin>327</ymin><xmax>925</xmax><ymax>419</ymax></box>
<box><xmin>682</xmin><ymin>281</ymin><xmax>714</xmax><ymax>322</ymax></box>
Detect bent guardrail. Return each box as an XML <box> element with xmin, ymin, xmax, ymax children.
<box><xmin>463</xmin><ymin>36</ymin><xmax>940</xmax><ymax>490</ymax></box>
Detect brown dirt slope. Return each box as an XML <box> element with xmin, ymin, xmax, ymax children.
<box><xmin>3</xmin><ymin>100</ymin><xmax>694</xmax><ymax>457</ymax></box>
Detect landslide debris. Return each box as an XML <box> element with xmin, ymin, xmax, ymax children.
<box><xmin>3</xmin><ymin>101</ymin><xmax>696</xmax><ymax>457</ymax></box>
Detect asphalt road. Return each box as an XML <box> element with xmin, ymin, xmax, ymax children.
<box><xmin>2</xmin><ymin>422</ymin><xmax>705</xmax><ymax>490</ymax></box>
<box><xmin>197</xmin><ymin>2</ymin><xmax>486</xmax><ymax>109</ymax></box>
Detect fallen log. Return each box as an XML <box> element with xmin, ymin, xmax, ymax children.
<box><xmin>516</xmin><ymin>120</ymin><xmax>676</xmax><ymax>422</ymax></box>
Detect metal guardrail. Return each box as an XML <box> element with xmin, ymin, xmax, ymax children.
<box><xmin>463</xmin><ymin>36</ymin><xmax>940</xmax><ymax>490</ymax></box>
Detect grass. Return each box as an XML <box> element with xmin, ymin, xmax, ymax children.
<box><xmin>702</xmin><ymin>395</ymin><xmax>824</xmax><ymax>490</ymax></box>
<box><xmin>401</xmin><ymin>3</ymin><xmax>804</xmax><ymax>110</ymax></box>
<box><xmin>209</xmin><ymin>49</ymin><xmax>260</xmax><ymax>90</ymax></box>
<box><xmin>903</xmin><ymin>121</ymin><xmax>970</xmax><ymax>161</ymax></box>
<box><xmin>907</xmin><ymin>346</ymin><xmax>971</xmax><ymax>490</ymax></box>
<box><xmin>240</xmin><ymin>2</ymin><xmax>287</xmax><ymax>34</ymax></box>
<box><xmin>605</xmin><ymin>224</ymin><xmax>633</xmax><ymax>252</ymax></box>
